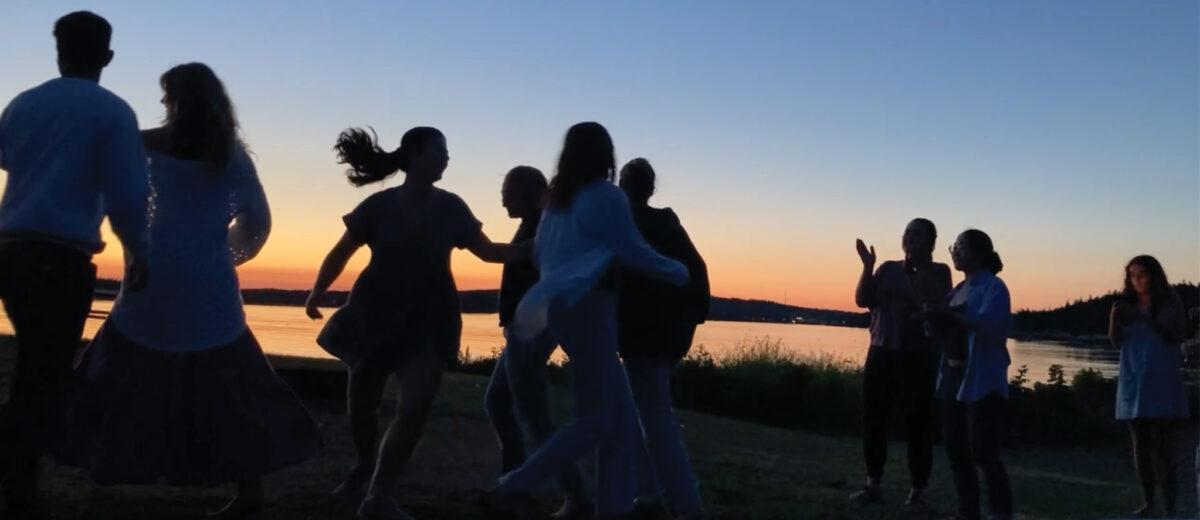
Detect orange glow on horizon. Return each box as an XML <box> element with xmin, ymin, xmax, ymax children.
<box><xmin>89</xmin><ymin>214</ymin><xmax>1196</xmax><ymax>315</ymax></box>
<box><xmin>94</xmin><ymin>248</ymin><xmax>1138</xmax><ymax>314</ymax></box>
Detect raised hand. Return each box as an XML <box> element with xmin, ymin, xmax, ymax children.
<box><xmin>855</xmin><ymin>239</ymin><xmax>876</xmax><ymax>268</ymax></box>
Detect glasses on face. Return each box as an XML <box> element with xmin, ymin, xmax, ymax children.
<box><xmin>949</xmin><ymin>244</ymin><xmax>966</xmax><ymax>255</ymax></box>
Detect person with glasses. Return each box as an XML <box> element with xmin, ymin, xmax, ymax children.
<box><xmin>927</xmin><ymin>229</ymin><xmax>1014</xmax><ymax>520</ymax></box>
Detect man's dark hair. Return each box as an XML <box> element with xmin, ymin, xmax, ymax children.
<box><xmin>54</xmin><ymin>11</ymin><xmax>112</xmax><ymax>72</ymax></box>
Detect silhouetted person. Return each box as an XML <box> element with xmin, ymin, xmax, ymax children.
<box><xmin>1108</xmin><ymin>255</ymin><xmax>1189</xmax><ymax>518</ymax></box>
<box><xmin>482</xmin><ymin>122</ymin><xmax>689</xmax><ymax>520</ymax></box>
<box><xmin>57</xmin><ymin>63</ymin><xmax>323</xmax><ymax>519</ymax></box>
<box><xmin>928</xmin><ymin>229</ymin><xmax>1014</xmax><ymax>520</ymax></box>
<box><xmin>0</xmin><ymin>11</ymin><xmax>149</xmax><ymax>517</ymax></box>
<box><xmin>306</xmin><ymin>126</ymin><xmax>518</xmax><ymax>520</ymax></box>
<box><xmin>850</xmin><ymin>219</ymin><xmax>950</xmax><ymax>509</ymax></box>
<box><xmin>483</xmin><ymin>166</ymin><xmax>588</xmax><ymax>518</ymax></box>
<box><xmin>616</xmin><ymin>158</ymin><xmax>709</xmax><ymax>520</ymax></box>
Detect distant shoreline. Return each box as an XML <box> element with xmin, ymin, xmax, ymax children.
<box><xmin>92</xmin><ymin>280</ymin><xmax>874</xmax><ymax>329</ymax></box>
<box><xmin>91</xmin><ymin>280</ymin><xmax>1144</xmax><ymax>347</ymax></box>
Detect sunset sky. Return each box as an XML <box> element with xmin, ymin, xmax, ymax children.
<box><xmin>1</xmin><ymin>1</ymin><xmax>1196</xmax><ymax>312</ymax></box>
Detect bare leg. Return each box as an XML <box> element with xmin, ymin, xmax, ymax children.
<box><xmin>336</xmin><ymin>367</ymin><xmax>389</xmax><ymax>497</ymax></box>
<box><xmin>358</xmin><ymin>356</ymin><xmax>444</xmax><ymax>519</ymax></box>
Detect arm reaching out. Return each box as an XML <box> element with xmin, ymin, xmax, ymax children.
<box><xmin>305</xmin><ymin>231</ymin><xmax>363</xmax><ymax>319</ymax></box>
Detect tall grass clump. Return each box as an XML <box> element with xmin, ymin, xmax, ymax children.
<box><xmin>672</xmin><ymin>336</ymin><xmax>863</xmax><ymax>434</ymax></box>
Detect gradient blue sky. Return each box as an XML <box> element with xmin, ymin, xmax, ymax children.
<box><xmin>1</xmin><ymin>1</ymin><xmax>1197</xmax><ymax>311</ymax></box>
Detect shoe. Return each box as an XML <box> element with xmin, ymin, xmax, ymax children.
<box><xmin>1132</xmin><ymin>504</ymin><xmax>1157</xmax><ymax>518</ymax></box>
<box><xmin>208</xmin><ymin>497</ymin><xmax>263</xmax><ymax>518</ymax></box>
<box><xmin>356</xmin><ymin>496</ymin><xmax>416</xmax><ymax>520</ymax></box>
<box><xmin>901</xmin><ymin>489</ymin><xmax>930</xmax><ymax>511</ymax></box>
<box><xmin>551</xmin><ymin>493</ymin><xmax>592</xmax><ymax>519</ymax></box>
<box><xmin>848</xmin><ymin>486</ymin><xmax>883</xmax><ymax>505</ymax></box>
<box><xmin>630</xmin><ymin>496</ymin><xmax>667</xmax><ymax>519</ymax></box>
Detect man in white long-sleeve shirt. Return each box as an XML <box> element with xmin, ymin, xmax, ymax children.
<box><xmin>0</xmin><ymin>11</ymin><xmax>149</xmax><ymax>517</ymax></box>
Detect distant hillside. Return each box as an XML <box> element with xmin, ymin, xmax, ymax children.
<box><xmin>94</xmin><ymin>280</ymin><xmax>868</xmax><ymax>327</ymax></box>
<box><xmin>94</xmin><ymin>278</ymin><xmax>1200</xmax><ymax>338</ymax></box>
<box><xmin>1013</xmin><ymin>283</ymin><xmax>1200</xmax><ymax>336</ymax></box>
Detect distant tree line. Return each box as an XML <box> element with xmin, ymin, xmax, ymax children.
<box><xmin>94</xmin><ymin>279</ymin><xmax>869</xmax><ymax>325</ymax></box>
<box><xmin>1013</xmin><ymin>283</ymin><xmax>1200</xmax><ymax>336</ymax></box>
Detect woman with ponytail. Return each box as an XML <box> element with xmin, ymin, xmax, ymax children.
<box><xmin>305</xmin><ymin>126</ymin><xmax>518</xmax><ymax>520</ymax></box>
<box><xmin>928</xmin><ymin>228</ymin><xmax>1014</xmax><ymax>520</ymax></box>
<box><xmin>62</xmin><ymin>63</ymin><xmax>323</xmax><ymax>518</ymax></box>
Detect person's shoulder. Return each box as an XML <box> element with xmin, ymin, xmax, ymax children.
<box><xmin>82</xmin><ymin>82</ymin><xmax>138</xmax><ymax>119</ymax></box>
<box><xmin>588</xmin><ymin>181</ymin><xmax>627</xmax><ymax>205</ymax></box>
<box><xmin>565</xmin><ymin>181</ymin><xmax>620</xmax><ymax>213</ymax></box>
<box><xmin>233</xmin><ymin>142</ymin><xmax>255</xmax><ymax>165</ymax></box>
<box><xmin>878</xmin><ymin>260</ymin><xmax>902</xmax><ymax>271</ymax></box>
<box><xmin>580</xmin><ymin>179</ymin><xmax>616</xmax><ymax>194</ymax></box>
<box><xmin>226</xmin><ymin>143</ymin><xmax>260</xmax><ymax>180</ymax></box>
<box><xmin>3</xmin><ymin>79</ymin><xmax>62</xmax><ymax>113</ymax></box>
<box><xmin>981</xmin><ymin>271</ymin><xmax>1009</xmax><ymax>292</ymax></box>
<box><xmin>140</xmin><ymin>127</ymin><xmax>169</xmax><ymax>151</ymax></box>
<box><xmin>654</xmin><ymin>206</ymin><xmax>680</xmax><ymax>222</ymax></box>
<box><xmin>364</xmin><ymin>186</ymin><xmax>401</xmax><ymax>203</ymax></box>
<box><xmin>434</xmin><ymin>186</ymin><xmax>466</xmax><ymax>204</ymax></box>
<box><xmin>434</xmin><ymin>187</ymin><xmax>474</xmax><ymax>213</ymax></box>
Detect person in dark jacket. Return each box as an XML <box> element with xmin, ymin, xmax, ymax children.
<box><xmin>483</xmin><ymin>166</ymin><xmax>586</xmax><ymax>519</ymax></box>
<box><xmin>618</xmin><ymin>157</ymin><xmax>709</xmax><ymax>520</ymax></box>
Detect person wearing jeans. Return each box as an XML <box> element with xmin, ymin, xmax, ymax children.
<box><xmin>498</xmin><ymin>291</ymin><xmax>641</xmax><ymax>517</ymax></box>
<box><xmin>930</xmin><ymin>229</ymin><xmax>1014</xmax><ymax>520</ymax></box>
<box><xmin>617</xmin><ymin>158</ymin><xmax>709</xmax><ymax>519</ymax></box>
<box><xmin>484</xmin><ymin>123</ymin><xmax>689</xmax><ymax>520</ymax></box>
<box><xmin>0</xmin><ymin>11</ymin><xmax>150</xmax><ymax>517</ymax></box>
<box><xmin>484</xmin><ymin>164</ymin><xmax>587</xmax><ymax>519</ymax></box>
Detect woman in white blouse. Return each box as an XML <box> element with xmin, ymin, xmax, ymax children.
<box><xmin>483</xmin><ymin>122</ymin><xmax>689</xmax><ymax>520</ymax></box>
<box><xmin>61</xmin><ymin>63</ymin><xmax>322</xmax><ymax>518</ymax></box>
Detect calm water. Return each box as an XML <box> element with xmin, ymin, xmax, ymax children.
<box><xmin>1</xmin><ymin>301</ymin><xmax>1119</xmax><ymax>383</ymax></box>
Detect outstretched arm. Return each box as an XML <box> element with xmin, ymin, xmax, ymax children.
<box><xmin>305</xmin><ymin>231</ymin><xmax>363</xmax><ymax>319</ymax></box>
<box><xmin>466</xmin><ymin>230</ymin><xmax>530</xmax><ymax>264</ymax></box>
<box><xmin>583</xmin><ymin>188</ymin><xmax>687</xmax><ymax>286</ymax></box>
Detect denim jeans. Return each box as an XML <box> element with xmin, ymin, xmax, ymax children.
<box><xmin>941</xmin><ymin>387</ymin><xmax>1013</xmax><ymax>520</ymax></box>
<box><xmin>497</xmin><ymin>291</ymin><xmax>637</xmax><ymax>518</ymax></box>
<box><xmin>625</xmin><ymin>354</ymin><xmax>703</xmax><ymax>516</ymax></box>
<box><xmin>485</xmin><ymin>328</ymin><xmax>583</xmax><ymax>496</ymax></box>
<box><xmin>0</xmin><ymin>242</ymin><xmax>95</xmax><ymax>508</ymax></box>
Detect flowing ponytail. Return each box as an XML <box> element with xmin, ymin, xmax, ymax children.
<box><xmin>334</xmin><ymin>126</ymin><xmax>443</xmax><ymax>187</ymax></box>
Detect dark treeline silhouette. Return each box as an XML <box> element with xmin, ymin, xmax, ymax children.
<box><xmin>95</xmin><ymin>279</ymin><xmax>871</xmax><ymax>325</ymax></box>
<box><xmin>98</xmin><ymin>277</ymin><xmax>1200</xmax><ymax>337</ymax></box>
<box><xmin>1013</xmin><ymin>283</ymin><xmax>1199</xmax><ymax>337</ymax></box>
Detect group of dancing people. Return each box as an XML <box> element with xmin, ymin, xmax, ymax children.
<box><xmin>301</xmin><ymin>124</ymin><xmax>711</xmax><ymax>520</ymax></box>
<box><xmin>0</xmin><ymin>10</ymin><xmax>1194</xmax><ymax>520</ymax></box>
<box><xmin>0</xmin><ymin>11</ymin><xmax>710</xmax><ymax>520</ymax></box>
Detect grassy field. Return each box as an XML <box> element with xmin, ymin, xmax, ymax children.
<box><xmin>0</xmin><ymin>346</ymin><xmax>1194</xmax><ymax>519</ymax></box>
